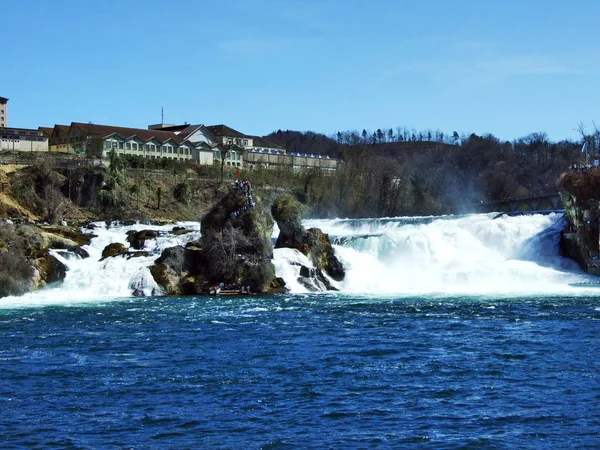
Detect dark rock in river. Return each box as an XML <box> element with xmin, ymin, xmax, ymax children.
<box><xmin>101</xmin><ymin>242</ymin><xmax>127</xmax><ymax>259</ymax></box>
<box><xmin>126</xmin><ymin>229</ymin><xmax>159</xmax><ymax>250</ymax></box>
<box><xmin>0</xmin><ymin>224</ymin><xmax>80</xmax><ymax>297</ymax></box>
<box><xmin>34</xmin><ymin>250</ymin><xmax>67</xmax><ymax>285</ymax></box>
<box><xmin>150</xmin><ymin>186</ymin><xmax>285</xmax><ymax>295</ymax></box>
<box><xmin>272</xmin><ymin>194</ymin><xmax>345</xmax><ymax>288</ymax></box>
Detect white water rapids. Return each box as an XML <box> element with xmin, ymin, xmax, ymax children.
<box><xmin>293</xmin><ymin>213</ymin><xmax>590</xmax><ymax>296</ymax></box>
<box><xmin>1</xmin><ymin>213</ymin><xmax>598</xmax><ymax>308</ymax></box>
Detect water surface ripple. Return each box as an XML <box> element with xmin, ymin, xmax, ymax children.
<box><xmin>1</xmin><ymin>294</ymin><xmax>599</xmax><ymax>448</ymax></box>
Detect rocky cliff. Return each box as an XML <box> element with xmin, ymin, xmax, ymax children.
<box><xmin>271</xmin><ymin>194</ymin><xmax>345</xmax><ymax>290</ymax></box>
<box><xmin>557</xmin><ymin>169</ymin><xmax>600</xmax><ymax>274</ymax></box>
<box><xmin>150</xmin><ymin>185</ymin><xmax>286</xmax><ymax>295</ymax></box>
<box><xmin>0</xmin><ymin>223</ymin><xmax>94</xmax><ymax>298</ymax></box>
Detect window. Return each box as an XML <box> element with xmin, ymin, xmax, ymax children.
<box><xmin>132</xmin><ymin>142</ymin><xmax>138</xmax><ymax>150</ymax></box>
<box><xmin>118</xmin><ymin>142</ymin><xmax>124</xmax><ymax>149</ymax></box>
<box><xmin>126</xmin><ymin>142</ymin><xmax>131</xmax><ymax>150</ymax></box>
<box><xmin>243</xmin><ymin>139</ymin><xmax>248</xmax><ymax>146</ymax></box>
<box><xmin>104</xmin><ymin>141</ymin><xmax>111</xmax><ymax>149</ymax></box>
<box><xmin>162</xmin><ymin>145</ymin><xmax>167</xmax><ymax>153</ymax></box>
<box><xmin>213</xmin><ymin>150</ymin><xmax>221</xmax><ymax>160</ymax></box>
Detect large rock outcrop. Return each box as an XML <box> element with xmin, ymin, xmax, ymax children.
<box><xmin>558</xmin><ymin>169</ymin><xmax>600</xmax><ymax>274</ymax></box>
<box><xmin>0</xmin><ymin>224</ymin><xmax>92</xmax><ymax>298</ymax></box>
<box><xmin>271</xmin><ymin>194</ymin><xmax>345</xmax><ymax>290</ymax></box>
<box><xmin>150</xmin><ymin>186</ymin><xmax>285</xmax><ymax>295</ymax></box>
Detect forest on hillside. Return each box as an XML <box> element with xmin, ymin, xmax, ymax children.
<box><xmin>264</xmin><ymin>125</ymin><xmax>598</xmax><ymax>217</ymax></box>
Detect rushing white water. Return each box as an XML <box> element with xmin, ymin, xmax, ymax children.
<box><xmin>290</xmin><ymin>213</ymin><xmax>592</xmax><ymax>295</ymax></box>
<box><xmin>1</xmin><ymin>213</ymin><xmax>598</xmax><ymax>308</ymax></box>
<box><xmin>0</xmin><ymin>222</ymin><xmax>200</xmax><ymax>308</ymax></box>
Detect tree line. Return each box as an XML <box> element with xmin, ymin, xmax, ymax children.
<box><xmin>265</xmin><ymin>125</ymin><xmax>592</xmax><ymax>217</ymax></box>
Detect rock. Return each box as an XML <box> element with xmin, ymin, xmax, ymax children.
<box><xmin>72</xmin><ymin>247</ymin><xmax>90</xmax><ymax>259</ymax></box>
<box><xmin>125</xmin><ymin>251</ymin><xmax>152</xmax><ymax>259</ymax></box>
<box><xmin>150</xmin><ymin>186</ymin><xmax>283</xmax><ymax>294</ymax></box>
<box><xmin>172</xmin><ymin>228</ymin><xmax>192</xmax><ymax>236</ymax></box>
<box><xmin>0</xmin><ymin>224</ymin><xmax>74</xmax><ymax>298</ymax></box>
<box><xmin>272</xmin><ymin>194</ymin><xmax>345</xmax><ymax>286</ymax></box>
<box><xmin>101</xmin><ymin>242</ymin><xmax>127</xmax><ymax>259</ymax></box>
<box><xmin>126</xmin><ymin>229</ymin><xmax>159</xmax><ymax>250</ymax></box>
<box><xmin>200</xmin><ymin>189</ymin><xmax>278</xmax><ymax>292</ymax></box>
<box><xmin>267</xmin><ymin>277</ymin><xmax>287</xmax><ymax>293</ymax></box>
<box><xmin>39</xmin><ymin>231</ymin><xmax>84</xmax><ymax>253</ymax></box>
<box><xmin>40</xmin><ymin>226</ymin><xmax>95</xmax><ymax>246</ymax></box>
<box><xmin>34</xmin><ymin>251</ymin><xmax>67</xmax><ymax>285</ymax></box>
<box><xmin>559</xmin><ymin>186</ymin><xmax>600</xmax><ymax>273</ymax></box>
<box><xmin>150</xmin><ymin>246</ymin><xmax>190</xmax><ymax>295</ymax></box>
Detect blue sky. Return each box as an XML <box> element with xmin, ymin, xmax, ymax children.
<box><xmin>2</xmin><ymin>0</ymin><xmax>598</xmax><ymax>142</ymax></box>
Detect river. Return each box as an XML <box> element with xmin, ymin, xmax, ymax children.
<box><xmin>1</xmin><ymin>213</ymin><xmax>599</xmax><ymax>448</ymax></box>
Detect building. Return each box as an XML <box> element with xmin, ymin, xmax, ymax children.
<box><xmin>203</xmin><ymin>124</ymin><xmax>340</xmax><ymax>172</ymax></box>
<box><xmin>43</xmin><ymin>119</ymin><xmax>341</xmax><ymax>172</ymax></box>
<box><xmin>48</xmin><ymin>122</ymin><xmax>216</xmax><ymax>164</ymax></box>
<box><xmin>0</xmin><ymin>96</ymin><xmax>7</xmax><ymax>128</ymax></box>
<box><xmin>150</xmin><ymin>123</ymin><xmax>248</xmax><ymax>168</ymax></box>
<box><xmin>1</xmin><ymin>127</ymin><xmax>49</xmax><ymax>152</ymax></box>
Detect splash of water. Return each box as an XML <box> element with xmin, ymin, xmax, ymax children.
<box><xmin>0</xmin><ymin>222</ymin><xmax>200</xmax><ymax>308</ymax></box>
<box><xmin>1</xmin><ymin>213</ymin><xmax>597</xmax><ymax>308</ymax></box>
<box><xmin>276</xmin><ymin>213</ymin><xmax>592</xmax><ymax>296</ymax></box>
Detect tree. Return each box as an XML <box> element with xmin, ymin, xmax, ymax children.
<box><xmin>388</xmin><ymin>128</ymin><xmax>394</xmax><ymax>142</ymax></box>
<box><xmin>452</xmin><ymin>131</ymin><xmax>460</xmax><ymax>145</ymax></box>
<box><xmin>218</xmin><ymin>143</ymin><xmax>242</xmax><ymax>183</ymax></box>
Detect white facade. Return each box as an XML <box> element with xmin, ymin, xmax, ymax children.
<box><xmin>1</xmin><ymin>128</ymin><xmax>48</xmax><ymax>152</ymax></box>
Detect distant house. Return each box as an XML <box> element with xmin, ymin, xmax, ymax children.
<box><xmin>1</xmin><ymin>127</ymin><xmax>49</xmax><ymax>152</ymax></box>
<box><xmin>204</xmin><ymin>125</ymin><xmax>249</xmax><ymax>168</ymax></box>
<box><xmin>244</xmin><ymin>135</ymin><xmax>287</xmax><ymax>169</ymax></box>
<box><xmin>43</xmin><ymin>119</ymin><xmax>340</xmax><ymax>172</ymax></box>
<box><xmin>48</xmin><ymin>122</ymin><xmax>214</xmax><ymax>164</ymax></box>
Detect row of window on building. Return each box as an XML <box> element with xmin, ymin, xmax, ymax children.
<box><xmin>104</xmin><ymin>140</ymin><xmax>192</xmax><ymax>155</ymax></box>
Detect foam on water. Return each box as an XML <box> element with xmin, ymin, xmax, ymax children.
<box><xmin>0</xmin><ymin>221</ymin><xmax>200</xmax><ymax>309</ymax></box>
<box><xmin>1</xmin><ymin>213</ymin><xmax>598</xmax><ymax>308</ymax></box>
<box><xmin>277</xmin><ymin>213</ymin><xmax>595</xmax><ymax>296</ymax></box>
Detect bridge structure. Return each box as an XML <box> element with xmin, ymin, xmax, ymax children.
<box><xmin>478</xmin><ymin>193</ymin><xmax>563</xmax><ymax>214</ymax></box>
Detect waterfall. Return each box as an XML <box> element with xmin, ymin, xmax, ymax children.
<box><xmin>0</xmin><ymin>222</ymin><xmax>200</xmax><ymax>308</ymax></box>
<box><xmin>1</xmin><ymin>213</ymin><xmax>595</xmax><ymax>308</ymax></box>
<box><xmin>275</xmin><ymin>213</ymin><xmax>590</xmax><ymax>295</ymax></box>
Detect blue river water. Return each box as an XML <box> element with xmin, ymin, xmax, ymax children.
<box><xmin>1</xmin><ymin>293</ymin><xmax>599</xmax><ymax>449</ymax></box>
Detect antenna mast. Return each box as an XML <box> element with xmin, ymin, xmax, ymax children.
<box><xmin>161</xmin><ymin>107</ymin><xmax>164</xmax><ymax>125</ymax></box>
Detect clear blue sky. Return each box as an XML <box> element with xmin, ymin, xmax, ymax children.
<box><xmin>2</xmin><ymin>0</ymin><xmax>598</xmax><ymax>142</ymax></box>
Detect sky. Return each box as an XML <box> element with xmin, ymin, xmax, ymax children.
<box><xmin>2</xmin><ymin>0</ymin><xmax>599</xmax><ymax>142</ymax></box>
